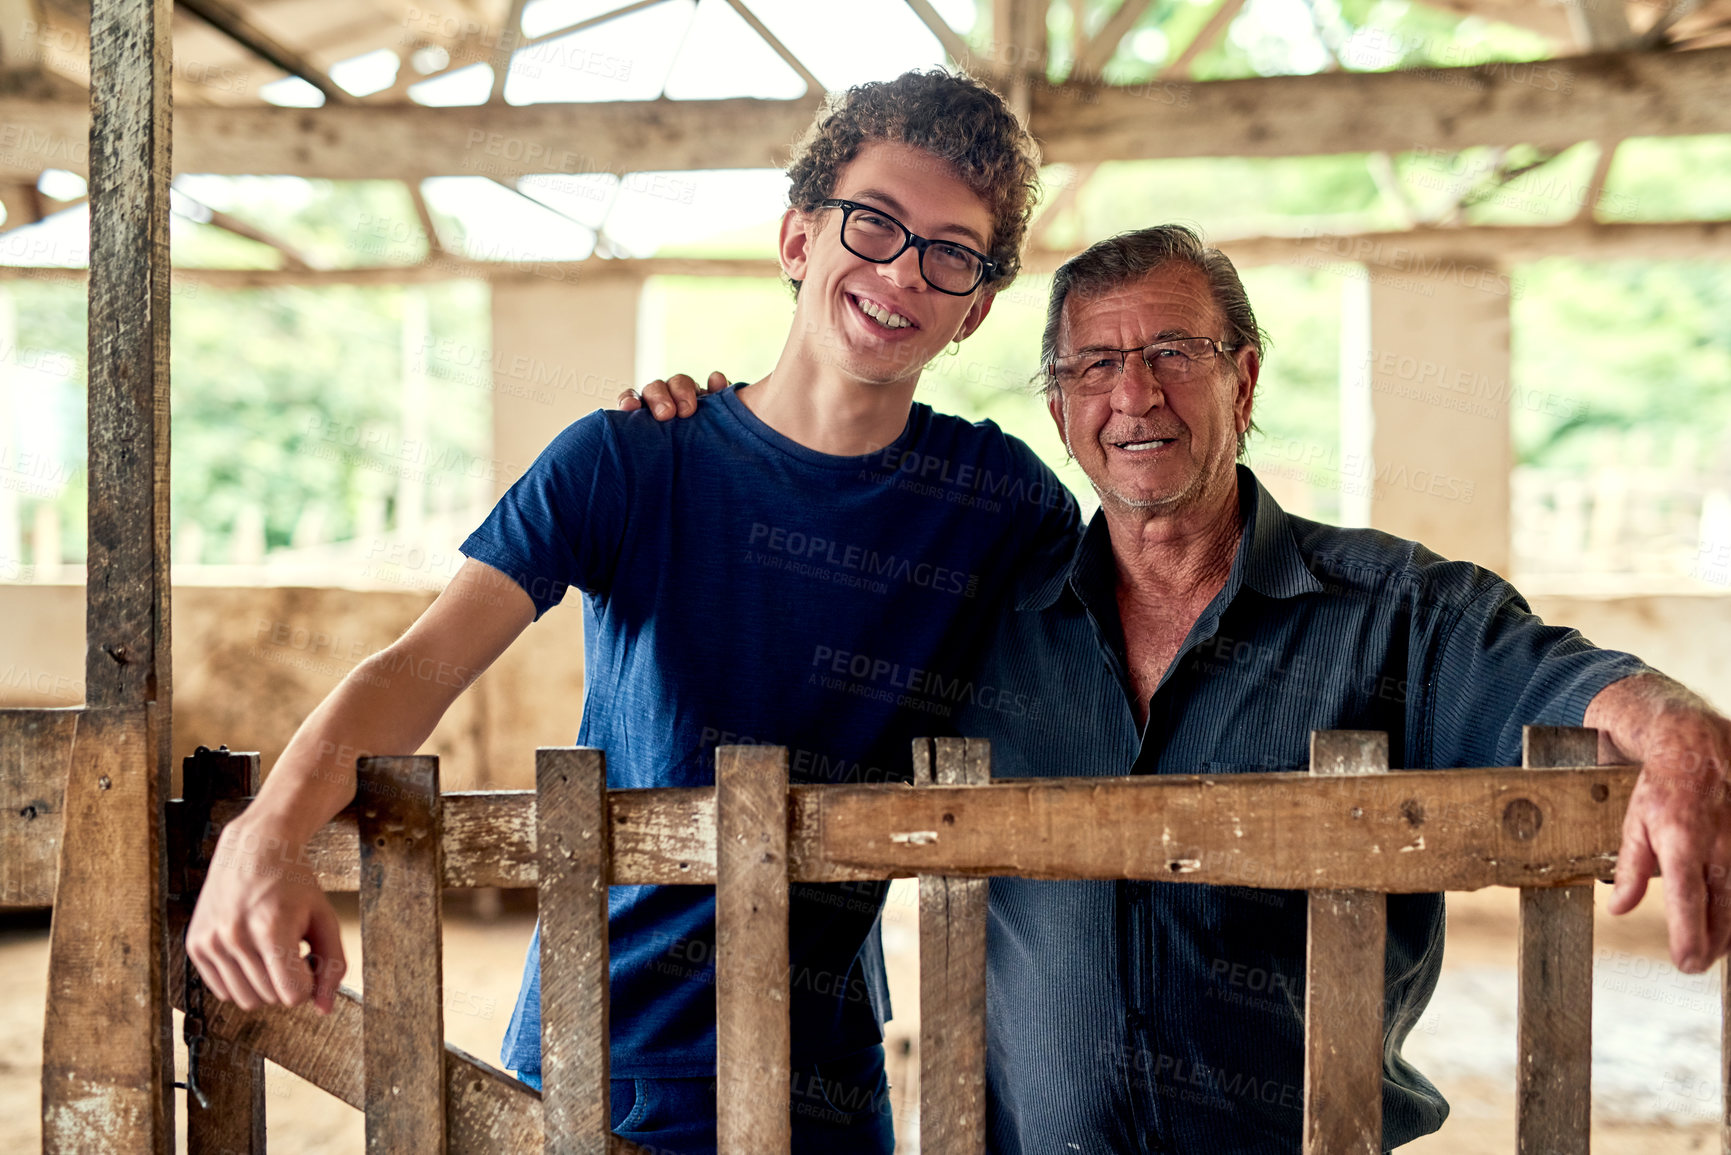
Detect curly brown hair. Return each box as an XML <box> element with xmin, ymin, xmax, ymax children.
<box><xmin>784</xmin><ymin>69</ymin><xmax>1041</xmax><ymax>296</ymax></box>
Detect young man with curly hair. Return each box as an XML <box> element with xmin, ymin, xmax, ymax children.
<box><xmin>187</xmin><ymin>69</ymin><xmax>1077</xmax><ymax>1153</ymax></box>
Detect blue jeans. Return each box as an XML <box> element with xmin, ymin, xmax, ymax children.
<box><xmin>517</xmin><ymin>1043</ymin><xmax>896</xmax><ymax>1154</ymax></box>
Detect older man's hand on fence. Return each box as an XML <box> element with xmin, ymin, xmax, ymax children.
<box><xmin>1587</xmin><ymin>673</ymin><xmax>1731</xmax><ymax>974</ymax></box>
<box><xmin>187</xmin><ymin>814</ymin><xmax>347</xmax><ymax>1015</ymax></box>
<box><xmin>617</xmin><ymin>371</ymin><xmax>729</xmax><ymax>419</ymax></box>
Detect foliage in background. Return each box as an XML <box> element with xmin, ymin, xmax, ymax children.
<box><xmin>4</xmin><ymin>0</ymin><xmax>1731</xmax><ymax>572</ymax></box>
<box><xmin>3</xmin><ymin>281</ymin><xmax>490</xmax><ymax>565</ymax></box>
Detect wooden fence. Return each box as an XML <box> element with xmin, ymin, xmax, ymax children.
<box><xmin>132</xmin><ymin>726</ymin><xmax>1677</xmax><ymax>1153</ymax></box>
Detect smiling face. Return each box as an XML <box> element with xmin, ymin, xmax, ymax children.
<box><xmin>778</xmin><ymin>140</ymin><xmax>996</xmax><ymax>390</ymax></box>
<box><xmin>1047</xmin><ymin>264</ymin><xmax>1258</xmax><ymax>519</ymax></box>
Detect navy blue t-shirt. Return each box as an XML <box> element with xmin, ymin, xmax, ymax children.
<box><xmin>461</xmin><ymin>384</ymin><xmax>1079</xmax><ymax>1078</ymax></box>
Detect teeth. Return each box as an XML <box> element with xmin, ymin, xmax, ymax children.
<box><xmin>1120</xmin><ymin>440</ymin><xmax>1166</xmax><ymax>450</ymax></box>
<box><xmin>854</xmin><ymin>296</ymin><xmax>912</xmax><ymax>329</ymax></box>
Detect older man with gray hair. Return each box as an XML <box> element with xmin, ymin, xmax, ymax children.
<box><xmin>954</xmin><ymin>224</ymin><xmax>1730</xmax><ymax>1153</ymax></box>
<box><xmin>636</xmin><ymin>223</ymin><xmax>1731</xmax><ymax>1152</ymax></box>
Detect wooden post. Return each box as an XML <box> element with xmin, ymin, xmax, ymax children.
<box><xmin>536</xmin><ymin>748</ymin><xmax>611</xmax><ymax>1153</ymax></box>
<box><xmin>358</xmin><ymin>755</ymin><xmax>447</xmax><ymax>1154</ymax></box>
<box><xmin>1303</xmin><ymin>730</ymin><xmax>1389</xmax><ymax>1155</ymax></box>
<box><xmin>178</xmin><ymin>746</ymin><xmax>266</xmax><ymax>1155</ymax></box>
<box><xmin>41</xmin><ymin>0</ymin><xmax>175</xmax><ymax>1142</ymax></box>
<box><xmin>1516</xmin><ymin>726</ymin><xmax>1597</xmax><ymax>1155</ymax></box>
<box><xmin>714</xmin><ymin>745</ymin><xmax>790</xmax><ymax>1155</ymax></box>
<box><xmin>41</xmin><ymin>707</ymin><xmax>167</xmax><ymax>1153</ymax></box>
<box><xmin>916</xmin><ymin>737</ymin><xmax>990</xmax><ymax>1155</ymax></box>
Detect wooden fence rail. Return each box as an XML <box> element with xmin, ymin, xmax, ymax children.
<box><xmin>162</xmin><ymin>728</ymin><xmax>1682</xmax><ymax>1153</ymax></box>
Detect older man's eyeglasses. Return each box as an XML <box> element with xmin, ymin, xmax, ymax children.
<box><xmin>818</xmin><ymin>199</ymin><xmax>997</xmax><ymax>296</ymax></box>
<box><xmin>1048</xmin><ymin>337</ymin><xmax>1238</xmax><ymax>395</ymax></box>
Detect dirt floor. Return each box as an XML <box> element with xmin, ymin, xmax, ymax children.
<box><xmin>0</xmin><ymin>879</ymin><xmax>1717</xmax><ymax>1152</ymax></box>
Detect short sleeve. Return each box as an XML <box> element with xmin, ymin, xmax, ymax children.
<box><xmin>999</xmin><ymin>429</ymin><xmax>1082</xmax><ymax>574</ymax></box>
<box><xmin>1419</xmin><ymin>574</ymin><xmax>1651</xmax><ymax>767</ymax></box>
<box><xmin>460</xmin><ymin>413</ymin><xmax>630</xmax><ymax>619</ymax></box>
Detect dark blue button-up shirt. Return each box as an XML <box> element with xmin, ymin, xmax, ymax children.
<box><xmin>957</xmin><ymin>466</ymin><xmax>1647</xmax><ymax>1154</ymax></box>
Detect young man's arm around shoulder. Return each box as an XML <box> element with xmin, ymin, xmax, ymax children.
<box><xmin>186</xmin><ymin>559</ymin><xmax>535</xmax><ymax>1014</ymax></box>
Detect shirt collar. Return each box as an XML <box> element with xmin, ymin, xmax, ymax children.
<box><xmin>1017</xmin><ymin>465</ymin><xmax>1323</xmax><ymax>613</ymax></box>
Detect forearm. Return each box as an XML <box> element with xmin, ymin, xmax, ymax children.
<box><xmin>235</xmin><ymin>644</ymin><xmax>475</xmax><ymax>847</ymax></box>
<box><xmin>1584</xmin><ymin>672</ymin><xmax>1727</xmax><ymax>779</ymax></box>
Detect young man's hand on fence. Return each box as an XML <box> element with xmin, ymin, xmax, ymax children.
<box><xmin>187</xmin><ymin>817</ymin><xmax>346</xmax><ymax>1014</ymax></box>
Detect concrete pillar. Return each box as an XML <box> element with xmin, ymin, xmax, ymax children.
<box><xmin>1346</xmin><ymin>258</ymin><xmax>1513</xmax><ymax>574</ymax></box>
<box><xmin>480</xmin><ymin>274</ymin><xmax>641</xmax><ymax>788</ymax></box>
<box><xmin>488</xmin><ymin>274</ymin><xmax>641</xmax><ymax>495</ymax></box>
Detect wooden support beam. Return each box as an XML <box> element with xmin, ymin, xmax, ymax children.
<box><xmin>992</xmin><ymin>0</ymin><xmax>1046</xmax><ymax>118</ymax></box>
<box><xmin>0</xmin><ymin>181</ymin><xmax>42</xmax><ymax>232</ymax></box>
<box><xmin>9</xmin><ymin>218</ymin><xmax>1731</xmax><ymax>291</ymax></box>
<box><xmin>358</xmin><ymin>755</ymin><xmax>447</xmax><ymax>1154</ymax></box>
<box><xmin>45</xmin><ymin>0</ymin><xmax>176</xmax><ymax>1143</ymax></box>
<box><xmin>536</xmin><ymin>748</ymin><xmax>611</xmax><ymax>1155</ymax></box>
<box><xmin>1568</xmin><ymin>0</ymin><xmax>1637</xmax><ymax>51</ymax></box>
<box><xmin>1516</xmin><ymin>727</ymin><xmax>1598</xmax><ymax>1155</ymax></box>
<box><xmin>515</xmin><ymin>0</ymin><xmax>682</xmax><ymax>52</ymax></box>
<box><xmin>196</xmin><ymin>762</ymin><xmax>1636</xmax><ymax>892</ymax></box>
<box><xmin>486</xmin><ymin>0</ymin><xmax>530</xmax><ymax>103</ymax></box>
<box><xmin>5</xmin><ymin>45</ymin><xmax>1731</xmax><ymax>180</ymax></box>
<box><xmin>1027</xmin><ymin>160</ymin><xmax>1096</xmax><ymax>249</ymax></box>
<box><xmin>1573</xmin><ymin>139</ymin><xmax>1620</xmax><ymax>222</ymax></box>
<box><xmin>173</xmin><ymin>190</ymin><xmax>319</xmax><ymax>269</ymax></box>
<box><xmin>1302</xmin><ymin>730</ymin><xmax>1388</xmax><ymax>1155</ymax></box>
<box><xmin>902</xmin><ymin>0</ymin><xmax>980</xmax><ymax>71</ymax></box>
<box><xmin>722</xmin><ymin>0</ymin><xmax>823</xmax><ymax>95</ymax></box>
<box><xmin>915</xmin><ymin>738</ymin><xmax>989</xmax><ymax>1155</ymax></box>
<box><xmin>1147</xmin><ymin>0</ymin><xmax>1237</xmax><ymax>93</ymax></box>
<box><xmin>0</xmin><ymin>708</ymin><xmax>74</xmax><ymax>908</ymax></box>
<box><xmin>1033</xmin><ymin>44</ymin><xmax>1731</xmax><ymax>163</ymax></box>
<box><xmin>178</xmin><ymin>747</ymin><xmax>265</xmax><ymax>1155</ymax></box>
<box><xmin>175</xmin><ymin>0</ymin><xmax>354</xmax><ymax>103</ymax></box>
<box><xmin>81</xmin><ymin>0</ymin><xmax>172</xmax><ymax>743</ymax></box>
<box><xmin>714</xmin><ymin>745</ymin><xmax>791</xmax><ymax>1155</ymax></box>
<box><xmin>1205</xmin><ymin>219</ymin><xmax>1731</xmax><ymax>268</ymax></box>
<box><xmin>1072</xmin><ymin>0</ymin><xmax>1154</xmax><ymax>78</ymax></box>
<box><xmin>41</xmin><ymin>706</ymin><xmax>167</xmax><ymax>1154</ymax></box>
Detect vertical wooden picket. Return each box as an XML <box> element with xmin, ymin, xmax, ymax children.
<box><xmin>916</xmin><ymin>737</ymin><xmax>990</xmax><ymax>1155</ymax></box>
<box><xmin>537</xmin><ymin>748</ymin><xmax>612</xmax><ymax>1154</ymax></box>
<box><xmin>1516</xmin><ymin>726</ymin><xmax>1598</xmax><ymax>1155</ymax></box>
<box><xmin>358</xmin><ymin>755</ymin><xmax>447</xmax><ymax>1154</ymax></box>
<box><xmin>1303</xmin><ymin>730</ymin><xmax>1389</xmax><ymax>1155</ymax></box>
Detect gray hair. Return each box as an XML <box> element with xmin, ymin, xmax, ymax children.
<box><xmin>1040</xmin><ymin>225</ymin><xmax>1267</xmax><ymax>457</ymax></box>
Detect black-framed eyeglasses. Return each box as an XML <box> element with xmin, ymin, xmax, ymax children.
<box><xmin>818</xmin><ymin>198</ymin><xmax>997</xmax><ymax>296</ymax></box>
<box><xmin>1047</xmin><ymin>336</ymin><xmax>1239</xmax><ymax>395</ymax></box>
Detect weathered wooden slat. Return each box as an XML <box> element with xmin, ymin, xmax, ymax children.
<box><xmin>358</xmin><ymin>755</ymin><xmax>447</xmax><ymax>1154</ymax></box>
<box><xmin>1517</xmin><ymin>726</ymin><xmax>1598</xmax><ymax>1155</ymax></box>
<box><xmin>715</xmin><ymin>745</ymin><xmax>791</xmax><ymax>1155</ymax></box>
<box><xmin>180</xmin><ymin>746</ymin><xmax>265</xmax><ymax>1155</ymax></box>
<box><xmin>41</xmin><ymin>707</ymin><xmax>168</xmax><ymax>1154</ymax></box>
<box><xmin>916</xmin><ymin>738</ymin><xmax>989</xmax><ymax>1155</ymax></box>
<box><xmin>0</xmin><ymin>708</ymin><xmax>76</xmax><ymax>908</ymax></box>
<box><xmin>208</xmin><ymin>786</ymin><xmax>712</xmax><ymax>889</ymax></box>
<box><xmin>537</xmin><ymin>748</ymin><xmax>611</xmax><ymax>1154</ymax></box>
<box><xmin>199</xmin><ymin>764</ymin><xmax>1636</xmax><ymax>891</ymax></box>
<box><xmin>1303</xmin><ymin>731</ymin><xmax>1388</xmax><ymax>1155</ymax></box>
<box><xmin>167</xmin><ymin>935</ymin><xmax>658</xmax><ymax>1155</ymax></box>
